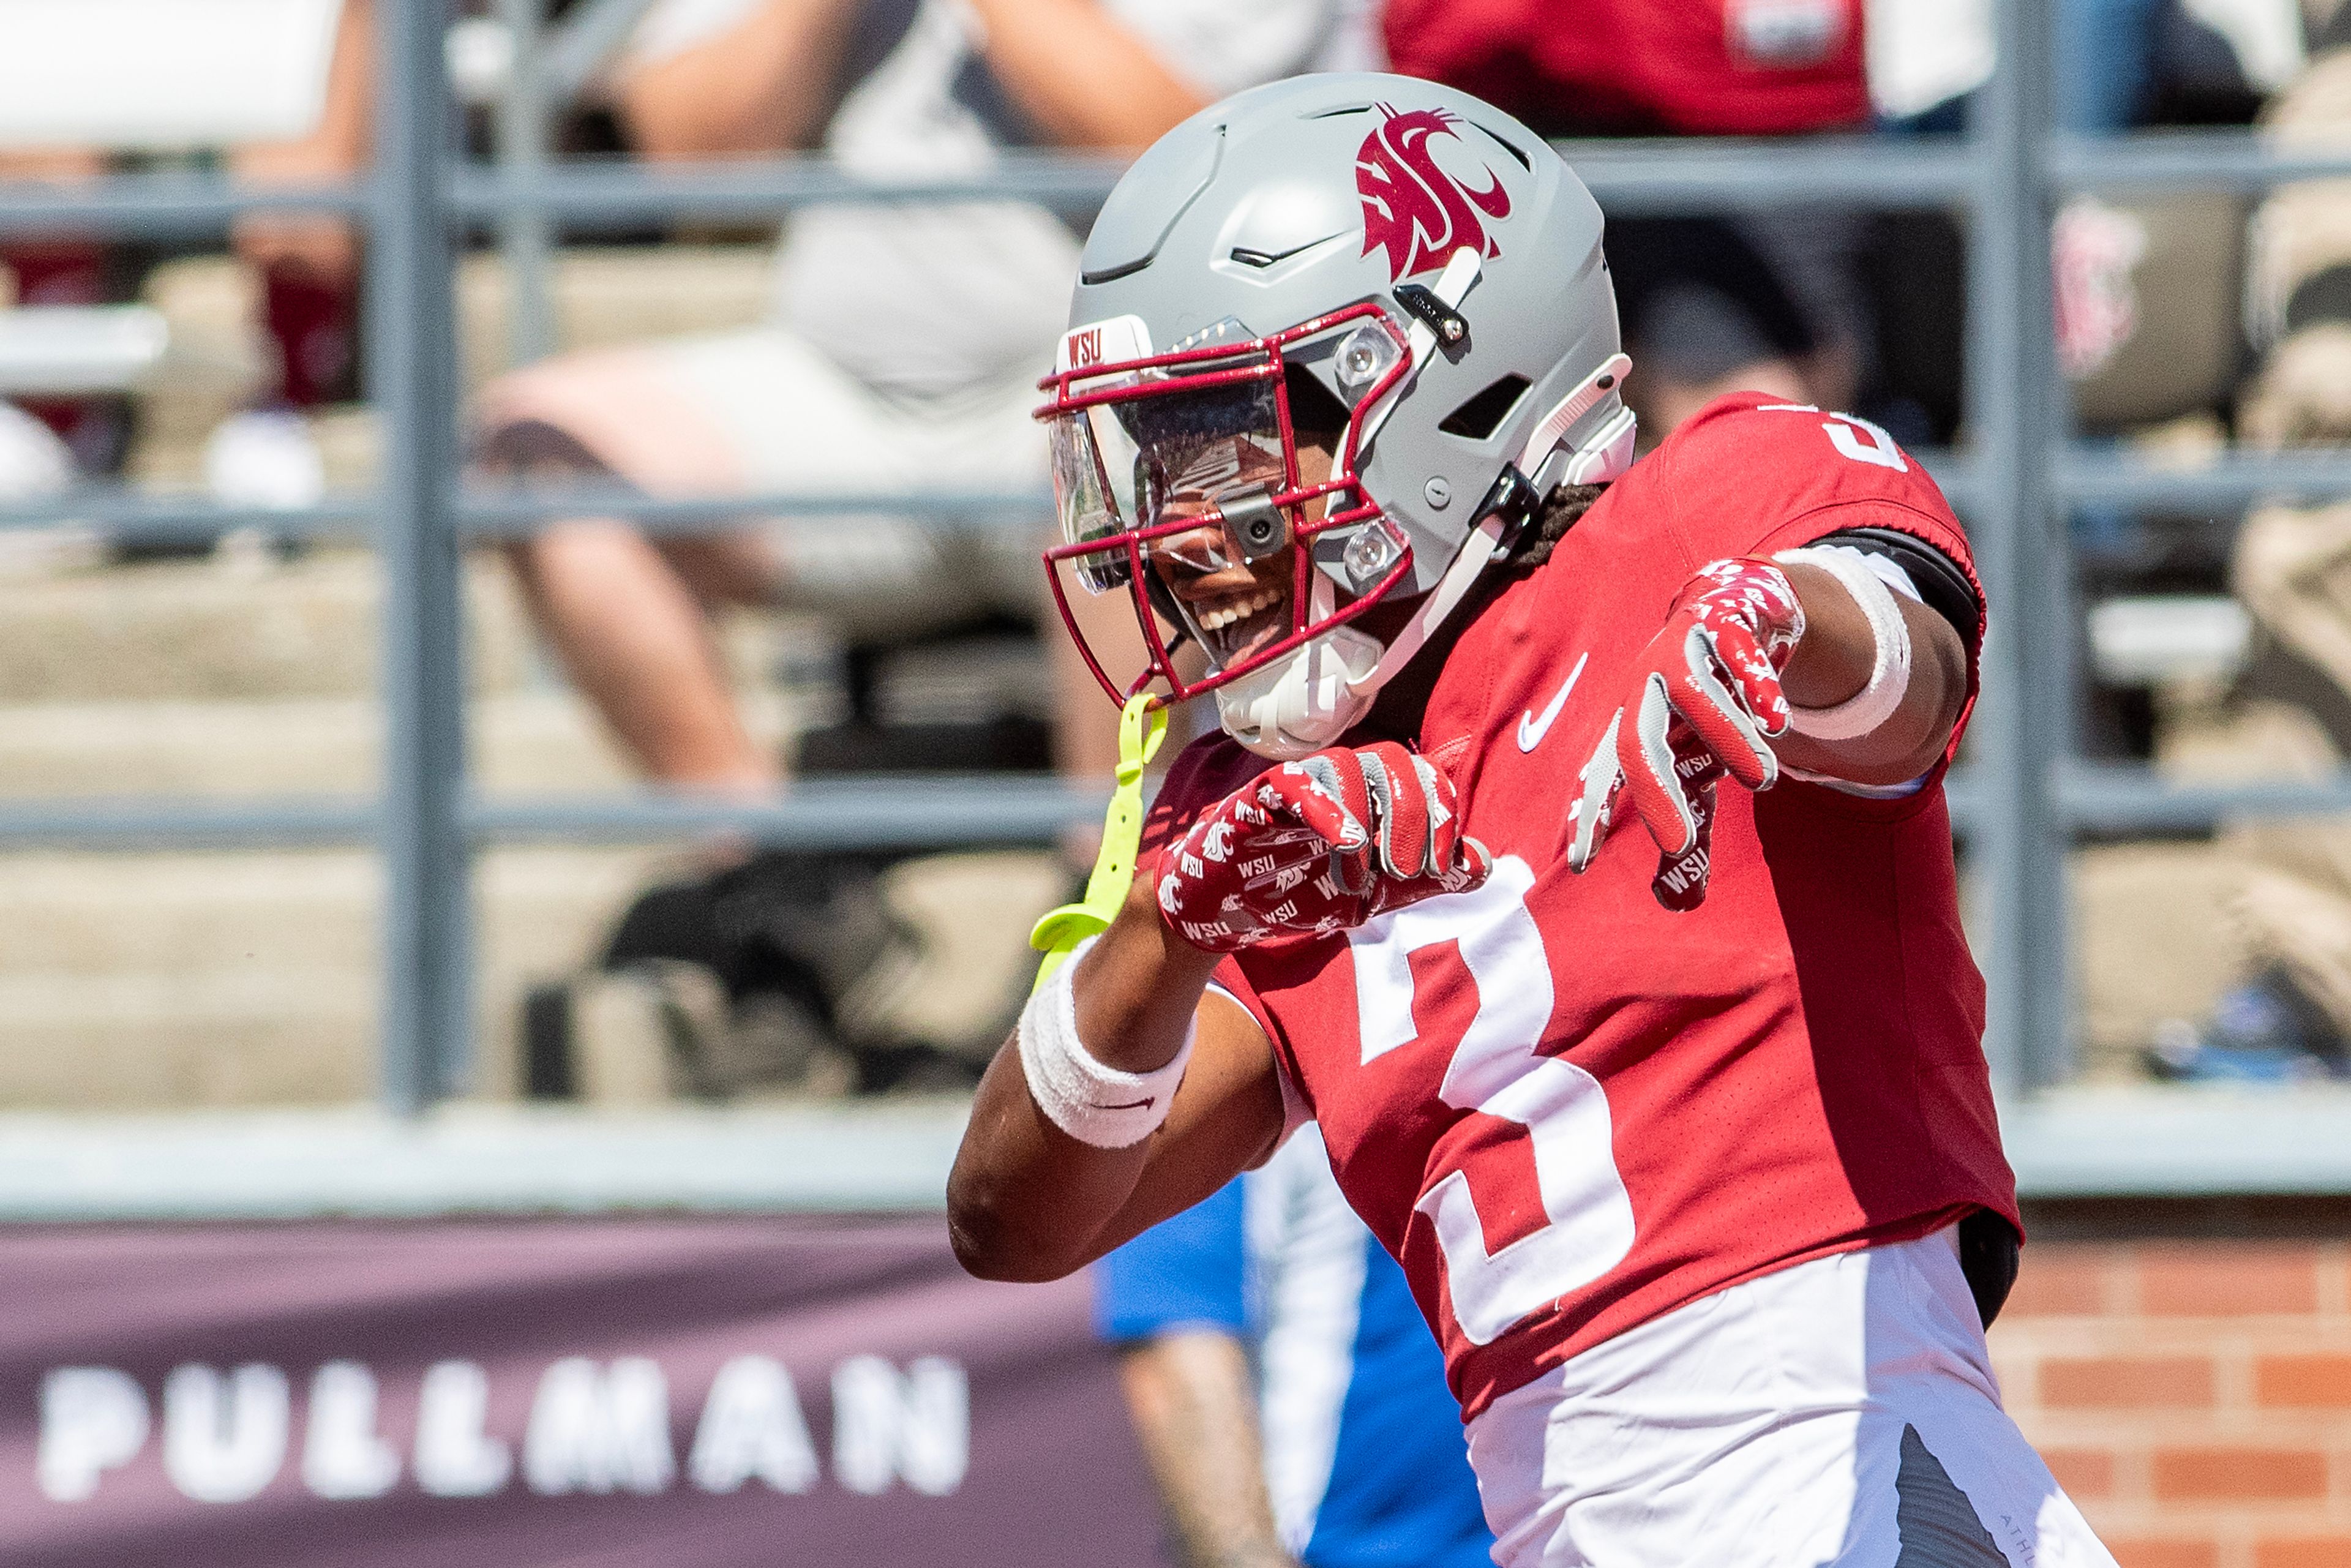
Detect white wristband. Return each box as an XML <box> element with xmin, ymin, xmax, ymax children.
<box><xmin>1017</xmin><ymin>939</ymin><xmax>1195</xmax><ymax>1149</ymax></box>
<box><xmin>1774</xmin><ymin>546</ymin><xmax>1914</xmax><ymax>741</ymax></box>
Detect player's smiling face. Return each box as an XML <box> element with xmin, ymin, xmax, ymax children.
<box><xmin>1149</xmin><ymin>432</ymin><xmax>1338</xmax><ymax>670</ymax></box>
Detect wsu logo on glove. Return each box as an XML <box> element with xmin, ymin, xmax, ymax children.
<box><xmin>1356</xmin><ymin>106</ymin><xmax>1512</xmax><ymax>283</ymax></box>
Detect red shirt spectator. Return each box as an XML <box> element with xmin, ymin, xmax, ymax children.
<box><xmin>1384</xmin><ymin>0</ymin><xmax>1867</xmax><ymax>137</ymax></box>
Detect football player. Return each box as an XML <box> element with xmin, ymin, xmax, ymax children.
<box><xmin>950</xmin><ymin>73</ymin><xmax>2116</xmax><ymax>1568</ymax></box>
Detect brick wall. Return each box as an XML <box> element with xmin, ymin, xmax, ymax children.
<box><xmin>1992</xmin><ymin>1225</ymin><xmax>2351</xmax><ymax>1568</ymax></box>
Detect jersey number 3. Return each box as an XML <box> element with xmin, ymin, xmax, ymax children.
<box><xmin>1350</xmin><ymin>857</ymin><xmax>1636</xmax><ymax>1345</ymax></box>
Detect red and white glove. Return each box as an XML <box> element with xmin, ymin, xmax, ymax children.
<box><xmin>1157</xmin><ymin>742</ymin><xmax>1491</xmax><ymax>953</ymax></box>
<box><xmin>1564</xmin><ymin>558</ymin><xmax>1805</xmax><ymax>910</ymax></box>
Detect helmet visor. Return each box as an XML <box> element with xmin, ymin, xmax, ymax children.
<box><xmin>1037</xmin><ymin>304</ymin><xmax>1417</xmax><ymax>708</ymax></box>
<box><xmin>1046</xmin><ymin>371</ymin><xmax>1286</xmax><ymax>592</ymax></box>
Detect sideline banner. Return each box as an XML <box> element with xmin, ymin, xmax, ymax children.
<box><xmin>0</xmin><ymin>1215</ymin><xmax>1166</xmax><ymax>1567</ymax></box>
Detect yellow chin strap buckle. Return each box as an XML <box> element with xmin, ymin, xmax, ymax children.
<box><xmin>1029</xmin><ymin>692</ymin><xmax>1171</xmax><ymax>991</ymax></box>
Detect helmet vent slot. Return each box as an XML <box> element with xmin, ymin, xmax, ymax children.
<box><xmin>1228</xmin><ymin>231</ymin><xmax>1345</xmax><ymax>269</ymax></box>
<box><xmin>1471</xmin><ymin>122</ymin><xmax>1532</xmax><ymax>171</ymax></box>
<box><xmin>1438</xmin><ymin>375</ymin><xmax>1532</xmax><ymax>441</ymax></box>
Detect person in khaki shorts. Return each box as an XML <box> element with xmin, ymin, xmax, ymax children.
<box><xmin>476</xmin><ymin>0</ymin><xmax>1377</xmax><ymax>797</ymax></box>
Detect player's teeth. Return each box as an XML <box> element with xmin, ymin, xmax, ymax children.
<box><xmin>1201</xmin><ymin>588</ymin><xmax>1278</xmax><ymax>631</ymax></box>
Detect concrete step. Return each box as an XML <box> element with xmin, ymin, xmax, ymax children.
<box><xmin>0</xmin><ymin>846</ymin><xmax>676</xmax><ymax>1109</ymax></box>
<box><xmin>0</xmin><ymin>688</ymin><xmax>798</xmax><ymax>797</ymax></box>
<box><xmin>0</xmin><ymin>550</ymin><xmax>533</xmax><ymax>703</ymax></box>
<box><xmin>2074</xmin><ymin>841</ymin><xmax>2245</xmax><ymax>1083</ymax></box>
<box><xmin>0</xmin><ymin>844</ymin><xmax>1062</xmax><ymax>1111</ymax></box>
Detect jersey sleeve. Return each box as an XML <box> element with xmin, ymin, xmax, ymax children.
<box><xmin>1657</xmin><ymin>396</ymin><xmax>1986</xmax><ymax>756</ymax></box>
<box><xmin>1091</xmin><ymin>1177</ymin><xmax>1250</xmax><ymax>1343</ymax></box>
<box><xmin>1657</xmin><ymin>397</ymin><xmax>1978</xmax><ymax>603</ymax></box>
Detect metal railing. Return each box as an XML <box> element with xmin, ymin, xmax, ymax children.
<box><xmin>0</xmin><ymin>1</ymin><xmax>2343</xmax><ymax>1117</ymax></box>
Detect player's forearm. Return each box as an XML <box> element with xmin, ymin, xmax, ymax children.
<box><xmin>948</xmin><ymin>886</ymin><xmax>1223</xmax><ymax>1281</ymax></box>
<box><xmin>948</xmin><ymin>1046</ymin><xmax>1157</xmax><ymax>1281</ymax></box>
<box><xmin>1118</xmin><ymin>1332</ymin><xmax>1299</xmax><ymax>1568</ymax></box>
<box><xmin>1775</xmin><ymin>563</ymin><xmax>1967</xmax><ymax>785</ymax></box>
<box><xmin>963</xmin><ymin>0</ymin><xmax>1208</xmax><ymax>151</ymax></box>
<box><xmin>1073</xmin><ymin>879</ymin><xmax>1229</xmax><ymax>1072</ymax></box>
<box><xmin>616</xmin><ymin>0</ymin><xmax>863</xmax><ymax>157</ymax></box>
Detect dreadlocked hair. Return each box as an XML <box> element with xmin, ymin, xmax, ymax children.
<box><xmin>1507</xmin><ymin>483</ymin><xmax>1608</xmax><ymax>573</ymax></box>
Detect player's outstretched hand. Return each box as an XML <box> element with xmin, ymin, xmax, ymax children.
<box><xmin>1157</xmin><ymin>742</ymin><xmax>1491</xmax><ymax>953</ymax></box>
<box><xmin>1565</xmin><ymin>558</ymin><xmax>1805</xmax><ymax>910</ymax></box>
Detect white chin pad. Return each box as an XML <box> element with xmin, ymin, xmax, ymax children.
<box><xmin>1215</xmin><ymin>626</ymin><xmax>1384</xmax><ymax>759</ymax></box>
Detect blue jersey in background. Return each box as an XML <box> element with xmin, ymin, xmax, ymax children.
<box><xmin>1094</xmin><ymin>1128</ymin><xmax>1493</xmax><ymax>1568</ymax></box>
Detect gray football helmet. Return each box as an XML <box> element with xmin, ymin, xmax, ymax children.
<box><xmin>1038</xmin><ymin>72</ymin><xmax>1631</xmax><ymax>759</ymax></box>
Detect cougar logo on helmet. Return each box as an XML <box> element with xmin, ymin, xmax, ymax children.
<box><xmin>1355</xmin><ymin>106</ymin><xmax>1512</xmax><ymax>283</ymax></box>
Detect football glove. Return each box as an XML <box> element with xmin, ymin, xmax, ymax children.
<box><xmin>1157</xmin><ymin>741</ymin><xmax>1491</xmax><ymax>953</ymax></box>
<box><xmin>1565</xmin><ymin>558</ymin><xmax>1806</xmax><ymax>910</ymax></box>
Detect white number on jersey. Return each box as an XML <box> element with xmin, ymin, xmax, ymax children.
<box><xmin>1757</xmin><ymin>402</ymin><xmax>1911</xmax><ymax>473</ymax></box>
<box><xmin>1349</xmin><ymin>857</ymin><xmax>1637</xmax><ymax>1345</ymax></box>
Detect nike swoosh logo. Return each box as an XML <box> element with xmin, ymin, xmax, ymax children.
<box><xmin>1518</xmin><ymin>651</ymin><xmax>1589</xmax><ymax>752</ymax></box>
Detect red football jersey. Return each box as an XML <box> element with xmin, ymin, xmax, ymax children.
<box><xmin>1384</xmin><ymin>0</ymin><xmax>1870</xmax><ymax>138</ymax></box>
<box><xmin>1140</xmin><ymin>396</ymin><xmax>2018</xmax><ymax>1420</ymax></box>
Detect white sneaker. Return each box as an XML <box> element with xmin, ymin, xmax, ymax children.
<box><xmin>0</xmin><ymin>401</ymin><xmax>100</xmax><ymax>577</ymax></box>
<box><xmin>203</xmin><ymin>407</ymin><xmax>326</xmax><ymax>511</ymax></box>
<box><xmin>0</xmin><ymin>400</ymin><xmax>72</xmax><ymax>500</ymax></box>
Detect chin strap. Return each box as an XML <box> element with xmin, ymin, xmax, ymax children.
<box><xmin>1029</xmin><ymin>692</ymin><xmax>1171</xmax><ymax>991</ymax></box>
<box><xmin>1346</xmin><ymin>266</ymin><xmax>1635</xmax><ymax>707</ymax></box>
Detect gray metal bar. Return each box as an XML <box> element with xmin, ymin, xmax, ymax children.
<box><xmin>0</xmin><ymin>798</ymin><xmax>377</xmax><ymax>849</ymax></box>
<box><xmin>9</xmin><ymin>445</ymin><xmax>2335</xmax><ymax>541</ymax></box>
<box><xmin>435</xmin><ymin>133</ymin><xmax>2351</xmax><ymax>225</ymax></box>
<box><xmin>21</xmin><ymin>760</ymin><xmax>2351</xmax><ymax>854</ymax></box>
<box><xmin>441</xmin><ymin>140</ymin><xmax>1978</xmax><ymax>228</ymax></box>
<box><xmin>0</xmin><ymin>462</ymin><xmax>1992</xmax><ymax>547</ymax></box>
<box><xmin>0</xmin><ymin>779</ymin><xmax>1103</xmax><ymax>852</ymax></box>
<box><xmin>467</xmin><ymin>778</ymin><xmax>1104</xmax><ymax>846</ymax></box>
<box><xmin>2052</xmin><ymin>130</ymin><xmax>2351</xmax><ymax>192</ymax></box>
<box><xmin>0</xmin><ymin>1103</ymin><xmax>972</xmax><ymax>1221</ymax></box>
<box><xmin>1565</xmin><ymin>137</ymin><xmax>1979</xmax><ymax>211</ymax></box>
<box><xmin>0</xmin><ymin>176</ymin><xmax>366</xmax><ymax>237</ymax></box>
<box><xmin>15</xmin><ymin>1090</ymin><xmax>2351</xmax><ymax>1221</ymax></box>
<box><xmin>1966</xmin><ymin>0</ymin><xmax>2067</xmax><ymax>1093</ymax></box>
<box><xmin>373</xmin><ymin>0</ymin><xmax>473</xmax><ymax>1115</ymax></box>
<box><xmin>0</xmin><ymin>464</ymin><xmax>1993</xmax><ymax>538</ymax></box>
<box><xmin>0</xmin><ymin>485</ymin><xmax>1052</xmax><ymax>537</ymax></box>
<box><xmin>5</xmin><ymin>130</ymin><xmax>2344</xmax><ymax>244</ymax></box>
<box><xmin>2060</xmin><ymin>448</ymin><xmax>2351</xmax><ymax>510</ymax></box>
<box><xmin>0</xmin><ymin>490</ymin><xmax>371</xmax><ymax>544</ymax></box>
<box><xmin>2058</xmin><ymin>764</ymin><xmax>2351</xmax><ymax>833</ymax></box>
<box><xmin>448</xmin><ymin>154</ymin><xmax>1133</xmax><ymax>228</ymax></box>
<box><xmin>495</xmin><ymin>0</ymin><xmax>558</xmax><ymax>366</ymax></box>
<box><xmin>457</xmin><ymin>481</ymin><xmax>1054</xmax><ymax>532</ymax></box>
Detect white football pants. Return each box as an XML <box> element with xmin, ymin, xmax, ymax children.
<box><xmin>1465</xmin><ymin>1228</ymin><xmax>2118</xmax><ymax>1568</ymax></box>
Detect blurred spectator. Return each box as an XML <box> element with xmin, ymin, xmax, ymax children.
<box><xmin>486</xmin><ymin>0</ymin><xmax>1376</xmax><ymax>1086</ymax></box>
<box><xmin>205</xmin><ymin>0</ymin><xmax>375</xmax><ymax>507</ymax></box>
<box><xmin>2063</xmin><ymin>0</ymin><xmax>2168</xmax><ymax>132</ymax></box>
<box><xmin>0</xmin><ymin>0</ymin><xmax>373</xmax><ymax>498</ymax></box>
<box><xmin>2139</xmin><ymin>2</ymin><xmax>2351</xmax><ymax>1082</ymax></box>
<box><xmin>0</xmin><ymin>149</ymin><xmax>128</xmax><ymax>476</ymax></box>
<box><xmin>1095</xmin><ymin>1128</ymin><xmax>1493</xmax><ymax>1568</ymax></box>
<box><xmin>1384</xmin><ymin>0</ymin><xmax>1872</xmax><ymax>437</ymax></box>
<box><xmin>477</xmin><ymin>0</ymin><xmax>1376</xmax><ymax>797</ymax></box>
